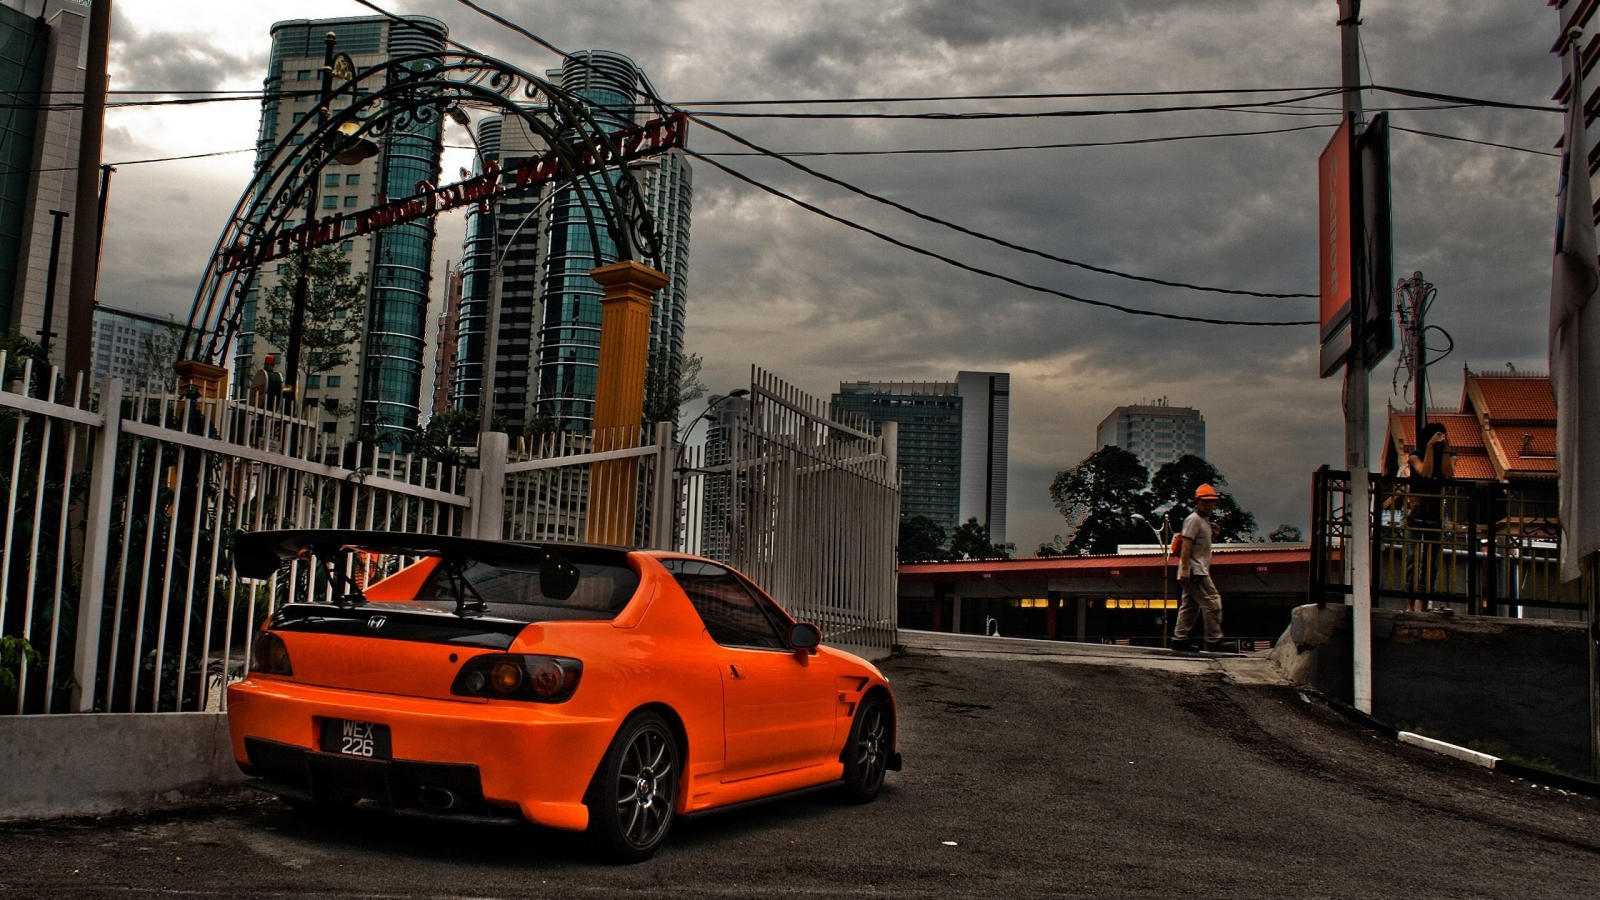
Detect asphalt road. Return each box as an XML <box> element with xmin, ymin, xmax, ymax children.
<box><xmin>3</xmin><ymin>639</ymin><xmax>1599</xmax><ymax>899</ymax></box>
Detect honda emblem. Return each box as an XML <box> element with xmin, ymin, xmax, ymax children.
<box><xmin>367</xmin><ymin>616</ymin><xmax>387</xmax><ymax>629</ymax></box>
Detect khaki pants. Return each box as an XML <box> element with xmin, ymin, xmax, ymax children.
<box><xmin>1175</xmin><ymin>575</ymin><xmax>1224</xmax><ymax>641</ymax></box>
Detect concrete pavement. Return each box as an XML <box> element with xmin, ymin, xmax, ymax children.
<box><xmin>1</xmin><ymin>635</ymin><xmax>1597</xmax><ymax>898</ymax></box>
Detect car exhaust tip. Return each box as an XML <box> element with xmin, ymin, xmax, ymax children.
<box><xmin>417</xmin><ymin>786</ymin><xmax>458</xmax><ymax>811</ymax></box>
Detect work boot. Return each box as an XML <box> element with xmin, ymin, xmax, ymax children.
<box><xmin>1204</xmin><ymin>639</ymin><xmax>1243</xmax><ymax>654</ymax></box>
<box><xmin>1170</xmin><ymin>636</ymin><xmax>1196</xmax><ymax>652</ymax></box>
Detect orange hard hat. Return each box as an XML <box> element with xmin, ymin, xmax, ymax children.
<box><xmin>1194</xmin><ymin>484</ymin><xmax>1219</xmax><ymax>500</ymax></box>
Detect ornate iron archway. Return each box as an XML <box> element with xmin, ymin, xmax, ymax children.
<box><xmin>180</xmin><ymin>45</ymin><xmax>682</xmax><ymax>379</ymax></box>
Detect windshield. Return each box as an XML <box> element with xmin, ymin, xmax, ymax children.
<box><xmin>410</xmin><ymin>557</ymin><xmax>640</xmax><ymax>623</ymax></box>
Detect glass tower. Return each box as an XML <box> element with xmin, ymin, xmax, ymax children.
<box><xmin>241</xmin><ymin>15</ymin><xmax>447</xmax><ymax>446</ymax></box>
<box><xmin>452</xmin><ymin>51</ymin><xmax>693</xmax><ymax>435</ymax></box>
<box><xmin>833</xmin><ymin>381</ymin><xmax>965</xmax><ymax>536</ymax></box>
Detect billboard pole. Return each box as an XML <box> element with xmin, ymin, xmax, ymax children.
<box><xmin>1337</xmin><ymin>0</ymin><xmax>1375</xmax><ymax>714</ymax></box>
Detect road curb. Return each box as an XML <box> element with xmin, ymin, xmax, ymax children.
<box><xmin>1305</xmin><ymin>691</ymin><xmax>1600</xmax><ymax>798</ymax></box>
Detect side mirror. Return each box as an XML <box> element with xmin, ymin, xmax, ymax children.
<box><xmin>789</xmin><ymin>622</ymin><xmax>821</xmax><ymax>653</ymax></box>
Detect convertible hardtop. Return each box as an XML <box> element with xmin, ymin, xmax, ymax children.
<box><xmin>232</xmin><ymin>529</ymin><xmax>637</xmax><ymax>580</ymax></box>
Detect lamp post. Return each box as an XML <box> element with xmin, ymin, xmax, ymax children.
<box><xmin>672</xmin><ymin>390</ymin><xmax>750</xmax><ymax>551</ymax></box>
<box><xmin>1132</xmin><ymin>512</ymin><xmax>1174</xmax><ymax>648</ymax></box>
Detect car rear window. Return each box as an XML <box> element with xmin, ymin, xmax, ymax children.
<box><xmin>410</xmin><ymin>557</ymin><xmax>640</xmax><ymax>623</ymax></box>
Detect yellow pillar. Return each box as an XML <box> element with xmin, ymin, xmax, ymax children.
<box><xmin>173</xmin><ymin>359</ymin><xmax>228</xmax><ymax>400</ymax></box>
<box><xmin>585</xmin><ymin>260</ymin><xmax>669</xmax><ymax>546</ymax></box>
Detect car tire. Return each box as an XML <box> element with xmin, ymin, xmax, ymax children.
<box><xmin>587</xmin><ymin>711</ymin><xmax>680</xmax><ymax>863</ymax></box>
<box><xmin>840</xmin><ymin>693</ymin><xmax>890</xmax><ymax>803</ymax></box>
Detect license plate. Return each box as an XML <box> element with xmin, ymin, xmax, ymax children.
<box><xmin>320</xmin><ymin>719</ymin><xmax>392</xmax><ymax>759</ymax></box>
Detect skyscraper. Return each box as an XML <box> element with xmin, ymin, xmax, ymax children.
<box><xmin>0</xmin><ymin>0</ymin><xmax>88</xmax><ymax>363</ymax></box>
<box><xmin>430</xmin><ymin>261</ymin><xmax>464</xmax><ymax>417</ymax></box>
<box><xmin>1095</xmin><ymin>399</ymin><xmax>1206</xmax><ymax>474</ymax></box>
<box><xmin>956</xmin><ymin>371</ymin><xmax>1010</xmax><ymax>545</ymax></box>
<box><xmin>452</xmin><ymin>50</ymin><xmax>692</xmax><ymax>435</ymax></box>
<box><xmin>240</xmin><ymin>14</ymin><xmax>448</xmax><ymax>444</ymax></box>
<box><xmin>833</xmin><ymin>371</ymin><xmax>1009</xmax><ymax>543</ymax></box>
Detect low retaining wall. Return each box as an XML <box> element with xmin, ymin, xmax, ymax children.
<box><xmin>1272</xmin><ymin>604</ymin><xmax>1591</xmax><ymax>775</ymax></box>
<box><xmin>0</xmin><ymin>712</ymin><xmax>247</xmax><ymax>821</ymax></box>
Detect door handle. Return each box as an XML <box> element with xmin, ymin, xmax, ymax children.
<box><xmin>728</xmin><ymin>664</ymin><xmax>745</xmax><ymax>680</ymax></box>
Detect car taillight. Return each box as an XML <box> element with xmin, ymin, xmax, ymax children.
<box><xmin>452</xmin><ymin>654</ymin><xmax>582</xmax><ymax>702</ymax></box>
<box><xmin>252</xmin><ymin>631</ymin><xmax>293</xmax><ymax>676</ymax></box>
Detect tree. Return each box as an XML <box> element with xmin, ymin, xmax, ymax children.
<box><xmin>644</xmin><ymin>348</ymin><xmax>707</xmax><ymax>429</ymax></box>
<box><xmin>1049</xmin><ymin>446</ymin><xmax>1151</xmax><ymax>555</ymax></box>
<box><xmin>1148</xmin><ymin>454</ymin><xmax>1257</xmax><ymax>543</ymax></box>
<box><xmin>898</xmin><ymin>515</ymin><xmax>947</xmax><ymax>562</ymax></box>
<box><xmin>401</xmin><ymin>409</ymin><xmax>481</xmax><ymax>468</ymax></box>
<box><xmin>255</xmin><ymin>248</ymin><xmax>367</xmax><ymax>407</ymax></box>
<box><xmin>1268</xmin><ymin>524</ymin><xmax>1304</xmax><ymax>543</ymax></box>
<box><xmin>139</xmin><ymin>319</ymin><xmax>185</xmax><ymax>392</ymax></box>
<box><xmin>948</xmin><ymin>517</ymin><xmax>1013</xmax><ymax>560</ymax></box>
<box><xmin>1036</xmin><ymin>535</ymin><xmax>1069</xmax><ymax>558</ymax></box>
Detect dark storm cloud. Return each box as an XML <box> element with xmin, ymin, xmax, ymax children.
<box><xmin>109</xmin><ymin>7</ymin><xmax>258</xmax><ymax>92</ymax></box>
<box><xmin>102</xmin><ymin>0</ymin><xmax>1568</xmax><ymax>549</ymax></box>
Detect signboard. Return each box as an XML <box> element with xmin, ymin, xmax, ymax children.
<box><xmin>221</xmin><ymin>112</ymin><xmax>689</xmax><ymax>272</ymax></box>
<box><xmin>1318</xmin><ymin>116</ymin><xmax>1354</xmax><ymax>377</ymax></box>
<box><xmin>1356</xmin><ymin>112</ymin><xmax>1393</xmax><ymax>368</ymax></box>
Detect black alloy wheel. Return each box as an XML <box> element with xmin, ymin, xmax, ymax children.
<box><xmin>589</xmin><ymin>711</ymin><xmax>680</xmax><ymax>862</ymax></box>
<box><xmin>841</xmin><ymin>694</ymin><xmax>889</xmax><ymax>803</ymax></box>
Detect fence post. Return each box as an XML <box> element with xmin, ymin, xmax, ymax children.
<box><xmin>472</xmin><ymin>432</ymin><xmax>508</xmax><ymax>540</ymax></box>
<box><xmin>71</xmin><ymin>377</ymin><xmax>121</xmax><ymax>712</ymax></box>
<box><xmin>650</xmin><ymin>421</ymin><xmax>673</xmax><ymax>550</ymax></box>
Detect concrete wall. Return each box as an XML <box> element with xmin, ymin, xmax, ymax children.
<box><xmin>0</xmin><ymin>713</ymin><xmax>247</xmax><ymax>821</ymax></box>
<box><xmin>1273</xmin><ymin>605</ymin><xmax>1591</xmax><ymax>775</ymax></box>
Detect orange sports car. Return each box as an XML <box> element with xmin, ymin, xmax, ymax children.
<box><xmin>228</xmin><ymin>530</ymin><xmax>900</xmax><ymax>861</ymax></box>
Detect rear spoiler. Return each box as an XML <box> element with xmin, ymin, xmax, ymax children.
<box><xmin>232</xmin><ymin>529</ymin><xmax>627</xmax><ymax>580</ymax></box>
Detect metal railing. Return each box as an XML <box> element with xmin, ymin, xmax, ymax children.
<box><xmin>1</xmin><ymin>357</ymin><xmax>902</xmax><ymax>716</ymax></box>
<box><xmin>0</xmin><ymin>354</ymin><xmax>474</xmax><ymax>715</ymax></box>
<box><xmin>1310</xmin><ymin>466</ymin><xmax>1587</xmax><ymax>615</ymax></box>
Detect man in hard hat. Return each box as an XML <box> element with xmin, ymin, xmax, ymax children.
<box><xmin>1173</xmin><ymin>484</ymin><xmax>1227</xmax><ymax>652</ymax></box>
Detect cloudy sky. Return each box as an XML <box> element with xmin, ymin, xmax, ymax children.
<box><xmin>102</xmin><ymin>0</ymin><xmax>1561</xmax><ymax>553</ymax></box>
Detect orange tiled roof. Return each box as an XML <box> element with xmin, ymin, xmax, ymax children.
<box><xmin>1468</xmin><ymin>375</ymin><xmax>1556</xmax><ymax>424</ymax></box>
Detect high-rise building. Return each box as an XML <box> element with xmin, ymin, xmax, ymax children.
<box><xmin>452</xmin><ymin>50</ymin><xmax>692</xmax><ymax>435</ymax></box>
<box><xmin>697</xmin><ymin>393</ymin><xmax>748</xmax><ymax>561</ymax></box>
<box><xmin>91</xmin><ymin>304</ymin><xmax>177</xmax><ymax>393</ymax></box>
<box><xmin>239</xmin><ymin>14</ymin><xmax>448</xmax><ymax>444</ymax></box>
<box><xmin>430</xmin><ymin>261</ymin><xmax>464</xmax><ymax>417</ymax></box>
<box><xmin>1095</xmin><ymin>399</ymin><xmax>1206</xmax><ymax>474</ymax></box>
<box><xmin>833</xmin><ymin>381</ymin><xmax>964</xmax><ymax>535</ymax></box>
<box><xmin>957</xmin><ymin>371</ymin><xmax>1010</xmax><ymax>545</ymax></box>
<box><xmin>0</xmin><ymin>0</ymin><xmax>88</xmax><ymax>364</ymax></box>
<box><xmin>833</xmin><ymin>372</ymin><xmax>1009</xmax><ymax>543</ymax></box>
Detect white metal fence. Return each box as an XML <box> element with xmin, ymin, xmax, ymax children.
<box><xmin>677</xmin><ymin>368</ymin><xmax>901</xmax><ymax>651</ymax></box>
<box><xmin>1</xmin><ymin>357</ymin><xmax>899</xmax><ymax>718</ymax></box>
<box><xmin>0</xmin><ymin>355</ymin><xmax>475</xmax><ymax>715</ymax></box>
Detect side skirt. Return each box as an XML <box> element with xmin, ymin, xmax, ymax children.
<box><xmin>681</xmin><ymin>780</ymin><xmax>844</xmax><ymax>820</ymax></box>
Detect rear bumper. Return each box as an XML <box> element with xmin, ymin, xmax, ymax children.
<box><xmin>228</xmin><ymin>677</ymin><xmax>614</xmax><ymax>831</ymax></box>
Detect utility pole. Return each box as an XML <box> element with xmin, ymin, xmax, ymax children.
<box><xmin>284</xmin><ymin>32</ymin><xmax>338</xmax><ymax>408</ymax></box>
<box><xmin>1337</xmin><ymin>0</ymin><xmax>1375</xmax><ymax>714</ymax></box>
<box><xmin>37</xmin><ymin>210</ymin><xmax>68</xmax><ymax>361</ymax></box>
<box><xmin>62</xmin><ymin>0</ymin><xmax>111</xmax><ymax>387</ymax></box>
<box><xmin>1399</xmin><ymin>272</ymin><xmax>1433</xmax><ymax>447</ymax></box>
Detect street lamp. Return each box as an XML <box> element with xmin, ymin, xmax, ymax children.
<box><xmin>1132</xmin><ymin>512</ymin><xmax>1175</xmax><ymax>648</ymax></box>
<box><xmin>674</xmin><ymin>390</ymin><xmax>750</xmax><ymax>471</ymax></box>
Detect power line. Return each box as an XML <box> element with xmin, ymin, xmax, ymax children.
<box><xmin>699</xmin><ymin>124</ymin><xmax>1335</xmax><ymax>157</ymax></box>
<box><xmin>685</xmin><ymin>150</ymin><xmax>1313</xmax><ymax>328</ymax></box>
<box><xmin>0</xmin><ymin>146</ymin><xmax>254</xmax><ymax>178</ymax></box>
<box><xmin>426</xmin><ymin>0</ymin><xmax>1319</xmax><ymax>322</ymax></box>
<box><xmin>1391</xmin><ymin>125</ymin><xmax>1557</xmax><ymax>157</ymax></box>
<box><xmin>434</xmin><ymin>0</ymin><xmax>1321</xmax><ymax>301</ymax></box>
